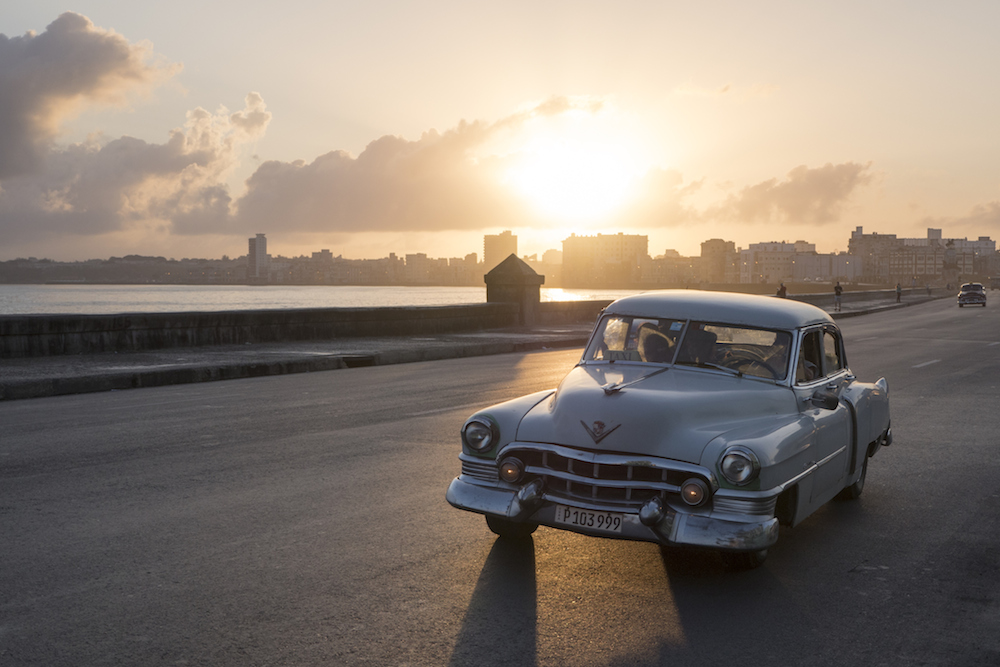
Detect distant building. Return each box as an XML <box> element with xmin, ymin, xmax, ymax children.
<box><xmin>739</xmin><ymin>241</ymin><xmax>813</xmax><ymax>284</ymax></box>
<box><xmin>737</xmin><ymin>240</ymin><xmax>860</xmax><ymax>284</ymax></box>
<box><xmin>850</xmin><ymin>226</ymin><xmax>995</xmax><ymax>284</ymax></box>
<box><xmin>562</xmin><ymin>233</ymin><xmax>648</xmax><ymax>287</ymax></box>
<box><xmin>483</xmin><ymin>231</ymin><xmax>518</xmax><ymax>273</ymax></box>
<box><xmin>247</xmin><ymin>233</ymin><xmax>269</xmax><ymax>284</ymax></box>
<box><xmin>699</xmin><ymin>239</ymin><xmax>739</xmax><ymax>284</ymax></box>
<box><xmin>644</xmin><ymin>250</ymin><xmax>700</xmax><ymax>286</ymax></box>
<box><xmin>848</xmin><ymin>227</ymin><xmax>899</xmax><ymax>283</ymax></box>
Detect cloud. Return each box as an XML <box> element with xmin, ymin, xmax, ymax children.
<box><xmin>616</xmin><ymin>168</ymin><xmax>703</xmax><ymax>227</ymax></box>
<box><xmin>705</xmin><ymin>162</ymin><xmax>873</xmax><ymax>225</ymax></box>
<box><xmin>234</xmin><ymin>133</ymin><xmax>517</xmax><ymax>233</ymax></box>
<box><xmin>0</xmin><ymin>12</ymin><xmax>180</xmax><ymax>179</ymax></box>
<box><xmin>920</xmin><ymin>201</ymin><xmax>1000</xmax><ymax>237</ymax></box>
<box><xmin>232</xmin><ymin>96</ymin><xmax>601</xmax><ymax>234</ymax></box>
<box><xmin>0</xmin><ymin>94</ymin><xmax>271</xmax><ymax>242</ymax></box>
<box><xmin>956</xmin><ymin>201</ymin><xmax>1000</xmax><ymax>228</ymax></box>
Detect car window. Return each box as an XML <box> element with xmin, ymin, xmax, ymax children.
<box><xmin>796</xmin><ymin>330</ymin><xmax>823</xmax><ymax>384</ymax></box>
<box><xmin>676</xmin><ymin>322</ymin><xmax>790</xmax><ymax>380</ymax></box>
<box><xmin>585</xmin><ymin>316</ymin><xmax>684</xmax><ymax>363</ymax></box>
<box><xmin>822</xmin><ymin>329</ymin><xmax>844</xmax><ymax>376</ymax></box>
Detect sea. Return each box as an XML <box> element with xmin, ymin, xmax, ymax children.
<box><xmin>0</xmin><ymin>284</ymin><xmax>644</xmax><ymax>316</ymax></box>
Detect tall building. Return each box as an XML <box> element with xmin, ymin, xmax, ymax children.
<box><xmin>562</xmin><ymin>233</ymin><xmax>648</xmax><ymax>287</ymax></box>
<box><xmin>483</xmin><ymin>230</ymin><xmax>517</xmax><ymax>273</ymax></box>
<box><xmin>247</xmin><ymin>233</ymin><xmax>269</xmax><ymax>284</ymax></box>
<box><xmin>699</xmin><ymin>239</ymin><xmax>739</xmax><ymax>284</ymax></box>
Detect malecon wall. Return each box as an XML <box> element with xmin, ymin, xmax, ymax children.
<box><xmin>0</xmin><ymin>287</ymin><xmax>943</xmax><ymax>359</ymax></box>
<box><xmin>0</xmin><ymin>301</ymin><xmax>614</xmax><ymax>359</ymax></box>
<box><xmin>0</xmin><ymin>304</ymin><xmax>526</xmax><ymax>358</ymax></box>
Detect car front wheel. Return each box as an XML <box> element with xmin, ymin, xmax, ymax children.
<box><xmin>486</xmin><ymin>515</ymin><xmax>538</xmax><ymax>539</ymax></box>
<box><xmin>837</xmin><ymin>455</ymin><xmax>868</xmax><ymax>500</ymax></box>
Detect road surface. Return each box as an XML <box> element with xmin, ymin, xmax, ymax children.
<box><xmin>1</xmin><ymin>298</ymin><xmax>998</xmax><ymax>665</ymax></box>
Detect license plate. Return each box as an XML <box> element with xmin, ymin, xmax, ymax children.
<box><xmin>553</xmin><ymin>505</ymin><xmax>623</xmax><ymax>533</ymax></box>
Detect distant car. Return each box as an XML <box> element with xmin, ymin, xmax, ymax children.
<box><xmin>446</xmin><ymin>291</ymin><xmax>892</xmax><ymax>570</ymax></box>
<box><xmin>957</xmin><ymin>283</ymin><xmax>987</xmax><ymax>307</ymax></box>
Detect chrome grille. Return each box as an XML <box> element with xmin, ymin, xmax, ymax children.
<box><xmin>460</xmin><ymin>456</ymin><xmax>499</xmax><ymax>482</ymax></box>
<box><xmin>502</xmin><ymin>444</ymin><xmax>710</xmax><ymax>510</ymax></box>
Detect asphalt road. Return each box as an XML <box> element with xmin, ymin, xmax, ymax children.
<box><xmin>1</xmin><ymin>297</ymin><xmax>998</xmax><ymax>666</ymax></box>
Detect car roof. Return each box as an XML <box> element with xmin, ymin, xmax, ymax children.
<box><xmin>602</xmin><ymin>289</ymin><xmax>835</xmax><ymax>330</ymax></box>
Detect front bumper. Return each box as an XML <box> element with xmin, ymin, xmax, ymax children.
<box><xmin>446</xmin><ymin>475</ymin><xmax>779</xmax><ymax>553</ymax></box>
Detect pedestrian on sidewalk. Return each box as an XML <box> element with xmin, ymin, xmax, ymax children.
<box><xmin>776</xmin><ymin>283</ymin><xmax>787</xmax><ymax>298</ymax></box>
<box><xmin>895</xmin><ymin>282</ymin><xmax>902</xmax><ymax>303</ymax></box>
<box><xmin>834</xmin><ymin>281</ymin><xmax>843</xmax><ymax>312</ymax></box>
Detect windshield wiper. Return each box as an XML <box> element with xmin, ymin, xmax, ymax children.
<box><xmin>675</xmin><ymin>360</ymin><xmax>743</xmax><ymax>377</ymax></box>
<box><xmin>602</xmin><ymin>366</ymin><xmax>670</xmax><ymax>395</ymax></box>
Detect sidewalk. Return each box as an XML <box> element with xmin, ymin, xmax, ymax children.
<box><xmin>0</xmin><ymin>294</ymin><xmax>944</xmax><ymax>401</ymax></box>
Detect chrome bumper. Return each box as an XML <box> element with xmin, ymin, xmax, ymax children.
<box><xmin>446</xmin><ymin>476</ymin><xmax>779</xmax><ymax>553</ymax></box>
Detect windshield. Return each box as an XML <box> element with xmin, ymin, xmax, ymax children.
<box><xmin>584</xmin><ymin>316</ymin><xmax>684</xmax><ymax>363</ymax></box>
<box><xmin>585</xmin><ymin>316</ymin><xmax>791</xmax><ymax>381</ymax></box>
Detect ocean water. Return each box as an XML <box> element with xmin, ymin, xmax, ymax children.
<box><xmin>0</xmin><ymin>284</ymin><xmax>642</xmax><ymax>315</ymax></box>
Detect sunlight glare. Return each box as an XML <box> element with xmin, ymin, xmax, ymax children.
<box><xmin>503</xmin><ymin>113</ymin><xmax>649</xmax><ymax>224</ymax></box>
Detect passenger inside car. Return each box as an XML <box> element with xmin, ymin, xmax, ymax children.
<box><xmin>637</xmin><ymin>323</ymin><xmax>675</xmax><ymax>362</ymax></box>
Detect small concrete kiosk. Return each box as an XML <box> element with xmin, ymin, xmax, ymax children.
<box><xmin>484</xmin><ymin>254</ymin><xmax>545</xmax><ymax>326</ymax></box>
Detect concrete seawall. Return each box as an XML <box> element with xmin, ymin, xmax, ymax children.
<box><xmin>0</xmin><ymin>300</ymin><xmax>613</xmax><ymax>359</ymax></box>
<box><xmin>0</xmin><ymin>287</ymin><xmax>941</xmax><ymax>359</ymax></box>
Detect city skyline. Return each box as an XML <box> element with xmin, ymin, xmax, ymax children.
<box><xmin>3</xmin><ymin>4</ymin><xmax>1000</xmax><ymax>263</ymax></box>
<box><xmin>8</xmin><ymin>222</ymin><xmax>996</xmax><ymax>268</ymax></box>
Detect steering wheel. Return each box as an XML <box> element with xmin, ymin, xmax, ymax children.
<box><xmin>726</xmin><ymin>357</ymin><xmax>779</xmax><ymax>379</ymax></box>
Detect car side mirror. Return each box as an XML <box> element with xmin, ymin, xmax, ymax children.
<box><xmin>810</xmin><ymin>390</ymin><xmax>840</xmax><ymax>410</ymax></box>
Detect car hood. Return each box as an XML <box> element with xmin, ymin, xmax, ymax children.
<box><xmin>515</xmin><ymin>364</ymin><xmax>795</xmax><ymax>464</ymax></box>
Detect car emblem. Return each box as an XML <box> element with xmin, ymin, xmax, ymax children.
<box><xmin>581</xmin><ymin>420</ymin><xmax>621</xmax><ymax>444</ymax></box>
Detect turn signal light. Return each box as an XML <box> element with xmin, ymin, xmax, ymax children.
<box><xmin>499</xmin><ymin>458</ymin><xmax>524</xmax><ymax>483</ymax></box>
<box><xmin>681</xmin><ymin>478</ymin><xmax>710</xmax><ymax>506</ymax></box>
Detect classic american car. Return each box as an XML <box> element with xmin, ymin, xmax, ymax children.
<box><xmin>446</xmin><ymin>290</ymin><xmax>892</xmax><ymax>569</ymax></box>
<box><xmin>957</xmin><ymin>283</ymin><xmax>987</xmax><ymax>307</ymax></box>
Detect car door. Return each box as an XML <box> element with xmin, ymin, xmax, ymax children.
<box><xmin>793</xmin><ymin>327</ymin><xmax>852</xmax><ymax>509</ymax></box>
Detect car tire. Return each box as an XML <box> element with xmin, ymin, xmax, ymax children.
<box><xmin>959</xmin><ymin>303</ymin><xmax>964</xmax><ymax>307</ymax></box>
<box><xmin>486</xmin><ymin>515</ymin><xmax>538</xmax><ymax>539</ymax></box>
<box><xmin>837</xmin><ymin>455</ymin><xmax>868</xmax><ymax>500</ymax></box>
<box><xmin>720</xmin><ymin>549</ymin><xmax>768</xmax><ymax>571</ymax></box>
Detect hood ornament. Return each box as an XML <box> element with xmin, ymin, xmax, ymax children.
<box><xmin>581</xmin><ymin>420</ymin><xmax>621</xmax><ymax>444</ymax></box>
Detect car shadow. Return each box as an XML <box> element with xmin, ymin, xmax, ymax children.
<box><xmin>448</xmin><ymin>536</ymin><xmax>538</xmax><ymax>667</ymax></box>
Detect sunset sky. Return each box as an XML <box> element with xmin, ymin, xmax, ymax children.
<box><xmin>2</xmin><ymin>2</ymin><xmax>999</xmax><ymax>262</ymax></box>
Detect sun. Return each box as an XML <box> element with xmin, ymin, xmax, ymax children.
<box><xmin>502</xmin><ymin>113</ymin><xmax>648</xmax><ymax>223</ymax></box>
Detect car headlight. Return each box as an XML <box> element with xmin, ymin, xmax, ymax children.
<box><xmin>719</xmin><ymin>446</ymin><xmax>760</xmax><ymax>486</ymax></box>
<box><xmin>462</xmin><ymin>416</ymin><xmax>499</xmax><ymax>452</ymax></box>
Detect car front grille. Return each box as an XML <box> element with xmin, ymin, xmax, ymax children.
<box><xmin>501</xmin><ymin>443</ymin><xmax>712</xmax><ymax>510</ymax></box>
<box><xmin>460</xmin><ymin>456</ymin><xmax>499</xmax><ymax>482</ymax></box>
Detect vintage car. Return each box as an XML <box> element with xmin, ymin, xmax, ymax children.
<box><xmin>446</xmin><ymin>290</ymin><xmax>892</xmax><ymax>569</ymax></box>
<box><xmin>957</xmin><ymin>282</ymin><xmax>987</xmax><ymax>307</ymax></box>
